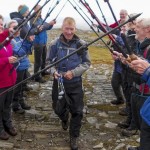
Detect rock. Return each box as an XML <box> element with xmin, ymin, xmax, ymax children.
<box><xmin>104</xmin><ymin>121</ymin><xmax>117</xmax><ymax>129</ymax></box>
<box><xmin>86</xmin><ymin>117</ymin><xmax>98</xmax><ymax>125</ymax></box>
<box><xmin>0</xmin><ymin>141</ymin><xmax>14</xmax><ymax>149</ymax></box>
<box><xmin>114</xmin><ymin>143</ymin><xmax>126</xmax><ymax>150</ymax></box>
<box><xmin>93</xmin><ymin>142</ymin><xmax>103</xmax><ymax>149</ymax></box>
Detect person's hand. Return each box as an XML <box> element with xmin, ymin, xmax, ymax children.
<box><xmin>8</xmin><ymin>56</ymin><xmax>17</xmax><ymax>64</ymax></box>
<box><xmin>111</xmin><ymin>51</ymin><xmax>121</xmax><ymax>60</ymax></box>
<box><xmin>28</xmin><ymin>35</ymin><xmax>35</xmax><ymax>42</ymax></box>
<box><xmin>64</xmin><ymin>70</ymin><xmax>73</xmax><ymax>80</ymax></box>
<box><xmin>37</xmin><ymin>25</ymin><xmax>43</xmax><ymax>32</ymax></box>
<box><xmin>53</xmin><ymin>71</ymin><xmax>61</xmax><ymax>79</ymax></box>
<box><xmin>92</xmin><ymin>23</ymin><xmax>98</xmax><ymax>28</ymax></box>
<box><xmin>49</xmin><ymin>20</ymin><xmax>56</xmax><ymax>26</ymax></box>
<box><xmin>130</xmin><ymin>58</ymin><xmax>150</xmax><ymax>74</ymax></box>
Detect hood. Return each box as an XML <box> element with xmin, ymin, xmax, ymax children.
<box><xmin>10</xmin><ymin>12</ymin><xmax>23</xmax><ymax>20</ymax></box>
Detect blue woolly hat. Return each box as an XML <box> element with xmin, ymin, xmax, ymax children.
<box><xmin>19</xmin><ymin>5</ymin><xmax>29</xmax><ymax>15</ymax></box>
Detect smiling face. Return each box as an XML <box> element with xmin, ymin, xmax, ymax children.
<box><xmin>134</xmin><ymin>19</ymin><xmax>147</xmax><ymax>41</ymax></box>
<box><xmin>9</xmin><ymin>21</ymin><xmax>20</xmax><ymax>37</ymax></box>
<box><xmin>119</xmin><ymin>9</ymin><xmax>128</xmax><ymax>23</ymax></box>
<box><xmin>62</xmin><ymin>17</ymin><xmax>76</xmax><ymax>41</ymax></box>
<box><xmin>0</xmin><ymin>18</ymin><xmax>4</xmax><ymax>33</ymax></box>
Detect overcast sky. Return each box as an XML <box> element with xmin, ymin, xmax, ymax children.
<box><xmin>0</xmin><ymin>0</ymin><xmax>149</xmax><ymax>30</ymax></box>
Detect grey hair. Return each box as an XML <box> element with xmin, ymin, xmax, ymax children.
<box><xmin>120</xmin><ymin>9</ymin><xmax>128</xmax><ymax>15</ymax></box>
<box><xmin>136</xmin><ymin>18</ymin><xmax>150</xmax><ymax>28</ymax></box>
<box><xmin>7</xmin><ymin>20</ymin><xmax>18</xmax><ymax>28</ymax></box>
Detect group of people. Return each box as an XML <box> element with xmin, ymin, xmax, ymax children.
<box><xmin>0</xmin><ymin>3</ymin><xmax>90</xmax><ymax>150</ymax></box>
<box><xmin>0</xmin><ymin>3</ymin><xmax>56</xmax><ymax>139</ymax></box>
<box><xmin>1</xmin><ymin>2</ymin><xmax>150</xmax><ymax>150</ymax></box>
<box><xmin>103</xmin><ymin>10</ymin><xmax>150</xmax><ymax>150</ymax></box>
<box><xmin>93</xmin><ymin>8</ymin><xmax>150</xmax><ymax>150</ymax></box>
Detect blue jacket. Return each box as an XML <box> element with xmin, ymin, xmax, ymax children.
<box><xmin>49</xmin><ymin>34</ymin><xmax>91</xmax><ymax>83</ymax></box>
<box><xmin>31</xmin><ymin>17</ymin><xmax>53</xmax><ymax>45</ymax></box>
<box><xmin>11</xmin><ymin>37</ymin><xmax>31</xmax><ymax>71</ymax></box>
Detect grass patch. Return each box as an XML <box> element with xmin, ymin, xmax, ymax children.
<box><xmin>29</xmin><ymin>45</ymin><xmax>113</xmax><ymax>65</ymax></box>
<box><xmin>89</xmin><ymin>46</ymin><xmax>113</xmax><ymax>64</ymax></box>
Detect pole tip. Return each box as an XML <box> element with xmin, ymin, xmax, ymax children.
<box><xmin>128</xmin><ymin>13</ymin><xmax>142</xmax><ymax>22</ymax></box>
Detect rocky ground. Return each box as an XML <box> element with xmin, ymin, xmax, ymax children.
<box><xmin>0</xmin><ymin>29</ymin><xmax>140</xmax><ymax>150</ymax></box>
<box><xmin>0</xmin><ymin>63</ymin><xmax>140</xmax><ymax>150</ymax></box>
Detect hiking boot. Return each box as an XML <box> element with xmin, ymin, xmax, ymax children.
<box><xmin>119</xmin><ymin>107</ymin><xmax>128</xmax><ymax>116</ymax></box>
<box><xmin>35</xmin><ymin>78</ymin><xmax>46</xmax><ymax>83</ymax></box>
<box><xmin>70</xmin><ymin>136</ymin><xmax>78</xmax><ymax>150</ymax></box>
<box><xmin>5</xmin><ymin>126</ymin><xmax>17</xmax><ymax>136</ymax></box>
<box><xmin>13</xmin><ymin>107</ymin><xmax>25</xmax><ymax>114</ymax></box>
<box><xmin>23</xmin><ymin>86</ymin><xmax>33</xmax><ymax>92</ymax></box>
<box><xmin>121</xmin><ymin>127</ymin><xmax>138</xmax><ymax>137</ymax></box>
<box><xmin>20</xmin><ymin>102</ymin><xmax>31</xmax><ymax>110</ymax></box>
<box><xmin>118</xmin><ymin>118</ymin><xmax>130</xmax><ymax>129</ymax></box>
<box><xmin>61</xmin><ymin>121</ymin><xmax>68</xmax><ymax>130</ymax></box>
<box><xmin>110</xmin><ymin>100</ymin><xmax>124</xmax><ymax>105</ymax></box>
<box><xmin>41</xmin><ymin>71</ymin><xmax>50</xmax><ymax>76</ymax></box>
<box><xmin>0</xmin><ymin>130</ymin><xmax>9</xmax><ymax>140</ymax></box>
<box><xmin>128</xmin><ymin>146</ymin><xmax>139</xmax><ymax>150</ymax></box>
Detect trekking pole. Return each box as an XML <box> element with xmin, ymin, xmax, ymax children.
<box><xmin>68</xmin><ymin>0</ymin><xmax>113</xmax><ymax>53</ymax></box>
<box><xmin>39</xmin><ymin>0</ymin><xmax>61</xmax><ymax>28</ymax></box>
<box><xmin>54</xmin><ymin>0</ymin><xmax>68</xmax><ymax>21</ymax></box>
<box><xmin>0</xmin><ymin>13</ymin><xmax>141</xmax><ymax>96</ymax></box>
<box><xmin>95</xmin><ymin>0</ymin><xmax>109</xmax><ymax>29</ymax></box>
<box><xmin>79</xmin><ymin>0</ymin><xmax>129</xmax><ymax>57</ymax></box>
<box><xmin>0</xmin><ymin>0</ymin><xmax>51</xmax><ymax>50</ymax></box>
<box><xmin>104</xmin><ymin>0</ymin><xmax>120</xmax><ymax>27</ymax></box>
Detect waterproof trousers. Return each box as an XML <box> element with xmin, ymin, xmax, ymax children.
<box><xmin>52</xmin><ymin>79</ymin><xmax>84</xmax><ymax>137</ymax></box>
<box><xmin>111</xmin><ymin>71</ymin><xmax>125</xmax><ymax>101</ymax></box>
<box><xmin>131</xmin><ymin>92</ymin><xmax>150</xmax><ymax>150</ymax></box>
<box><xmin>34</xmin><ymin>44</ymin><xmax>47</xmax><ymax>79</ymax></box>
<box><xmin>0</xmin><ymin>87</ymin><xmax>13</xmax><ymax>132</ymax></box>
<box><xmin>12</xmin><ymin>70</ymin><xmax>26</xmax><ymax>109</ymax></box>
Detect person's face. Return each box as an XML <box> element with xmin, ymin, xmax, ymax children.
<box><xmin>62</xmin><ymin>22</ymin><xmax>76</xmax><ymax>41</ymax></box>
<box><xmin>0</xmin><ymin>19</ymin><xmax>4</xmax><ymax>33</ymax></box>
<box><xmin>10</xmin><ymin>22</ymin><xmax>20</xmax><ymax>37</ymax></box>
<box><xmin>134</xmin><ymin>22</ymin><xmax>146</xmax><ymax>41</ymax></box>
<box><xmin>120</xmin><ymin>11</ymin><xmax>127</xmax><ymax>20</ymax></box>
<box><xmin>35</xmin><ymin>5</ymin><xmax>41</xmax><ymax>15</ymax></box>
<box><xmin>23</xmin><ymin>9</ymin><xmax>29</xmax><ymax>17</ymax></box>
<box><xmin>128</xmin><ymin>21</ymin><xmax>136</xmax><ymax>30</ymax></box>
<box><xmin>121</xmin><ymin>25</ymin><xmax>128</xmax><ymax>33</ymax></box>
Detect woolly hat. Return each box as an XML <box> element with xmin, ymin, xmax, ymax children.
<box><xmin>18</xmin><ymin>5</ymin><xmax>29</xmax><ymax>15</ymax></box>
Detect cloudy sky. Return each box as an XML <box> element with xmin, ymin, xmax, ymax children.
<box><xmin>0</xmin><ymin>0</ymin><xmax>149</xmax><ymax>30</ymax></box>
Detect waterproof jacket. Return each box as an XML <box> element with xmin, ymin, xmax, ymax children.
<box><xmin>11</xmin><ymin>37</ymin><xmax>31</xmax><ymax>71</ymax></box>
<box><xmin>133</xmin><ymin>38</ymin><xmax>150</xmax><ymax>87</ymax></box>
<box><xmin>49</xmin><ymin>34</ymin><xmax>91</xmax><ymax>83</ymax></box>
<box><xmin>30</xmin><ymin>16</ymin><xmax>53</xmax><ymax>45</ymax></box>
<box><xmin>0</xmin><ymin>31</ymin><xmax>17</xmax><ymax>88</ymax></box>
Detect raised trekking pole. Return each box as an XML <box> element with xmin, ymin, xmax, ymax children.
<box><xmin>79</xmin><ymin>0</ymin><xmax>127</xmax><ymax>55</ymax></box>
<box><xmin>104</xmin><ymin>0</ymin><xmax>119</xmax><ymax>26</ymax></box>
<box><xmin>54</xmin><ymin>0</ymin><xmax>68</xmax><ymax>20</ymax></box>
<box><xmin>68</xmin><ymin>0</ymin><xmax>113</xmax><ymax>53</ymax></box>
<box><xmin>0</xmin><ymin>0</ymin><xmax>51</xmax><ymax>50</ymax></box>
<box><xmin>0</xmin><ymin>13</ymin><xmax>142</xmax><ymax>96</ymax></box>
<box><xmin>37</xmin><ymin>0</ymin><xmax>61</xmax><ymax>29</ymax></box>
<box><xmin>95</xmin><ymin>0</ymin><xmax>109</xmax><ymax>28</ymax></box>
<box><xmin>120</xmin><ymin>33</ymin><xmax>137</xmax><ymax>60</ymax></box>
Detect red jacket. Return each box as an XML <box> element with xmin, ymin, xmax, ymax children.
<box><xmin>109</xmin><ymin>19</ymin><xmax>121</xmax><ymax>28</ymax></box>
<box><xmin>0</xmin><ymin>30</ymin><xmax>17</xmax><ymax>88</ymax></box>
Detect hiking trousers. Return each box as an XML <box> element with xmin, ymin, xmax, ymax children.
<box><xmin>52</xmin><ymin>79</ymin><xmax>84</xmax><ymax>137</ymax></box>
